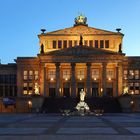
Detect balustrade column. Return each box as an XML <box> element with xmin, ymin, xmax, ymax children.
<box><xmin>71</xmin><ymin>63</ymin><xmax>76</xmax><ymax>97</ymax></box>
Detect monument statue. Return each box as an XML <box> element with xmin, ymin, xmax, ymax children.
<box><xmin>79</xmin><ymin>35</ymin><xmax>83</xmax><ymax>46</ymax></box>
<box><xmin>80</xmin><ymin>89</ymin><xmax>86</xmax><ymax>102</ymax></box>
<box><xmin>123</xmin><ymin>86</ymin><xmax>128</xmax><ymax>94</ymax></box>
<box><xmin>76</xmin><ymin>89</ymin><xmax>90</xmax><ymax>115</ymax></box>
<box><xmin>34</xmin><ymin>83</ymin><xmax>39</xmax><ymax>95</ymax></box>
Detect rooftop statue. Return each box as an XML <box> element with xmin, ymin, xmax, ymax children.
<box><xmin>74</xmin><ymin>14</ymin><xmax>87</xmax><ymax>25</ymax></box>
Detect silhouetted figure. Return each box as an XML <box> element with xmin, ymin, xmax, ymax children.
<box><xmin>79</xmin><ymin>35</ymin><xmax>83</xmax><ymax>46</ymax></box>
<box><xmin>40</xmin><ymin>44</ymin><xmax>44</xmax><ymax>54</ymax></box>
<box><xmin>119</xmin><ymin>43</ymin><xmax>122</xmax><ymax>53</ymax></box>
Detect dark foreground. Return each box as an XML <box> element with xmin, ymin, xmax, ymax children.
<box><xmin>0</xmin><ymin>113</ymin><xmax>140</xmax><ymax>140</ymax></box>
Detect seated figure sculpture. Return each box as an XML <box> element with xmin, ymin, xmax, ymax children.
<box><xmin>76</xmin><ymin>89</ymin><xmax>89</xmax><ymax>114</ymax></box>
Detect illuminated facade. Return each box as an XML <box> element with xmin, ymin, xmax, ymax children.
<box><xmin>0</xmin><ymin>15</ymin><xmax>140</xmax><ymax>98</ymax></box>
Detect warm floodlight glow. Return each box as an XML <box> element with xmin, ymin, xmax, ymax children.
<box><xmin>131</xmin><ymin>91</ymin><xmax>134</xmax><ymax>95</ymax></box>
<box><xmin>80</xmin><ymin>78</ymin><xmax>82</xmax><ymax>81</ymax></box>
<box><xmin>131</xmin><ymin>72</ymin><xmax>134</xmax><ymax>76</ymax></box>
<box><xmin>94</xmin><ymin>77</ymin><xmax>97</xmax><ymax>81</ymax></box>
<box><xmin>28</xmin><ymin>101</ymin><xmax>32</xmax><ymax>108</ymax></box>
<box><xmin>130</xmin><ymin>100</ymin><xmax>134</xmax><ymax>104</ymax></box>
<box><xmin>65</xmin><ymin>78</ymin><xmax>68</xmax><ymax>81</ymax></box>
<box><xmin>50</xmin><ymin>78</ymin><xmax>54</xmax><ymax>81</ymax></box>
<box><xmin>101</xmin><ymin>88</ymin><xmax>103</xmax><ymax>92</ymax></box>
<box><xmin>108</xmin><ymin>77</ymin><xmax>111</xmax><ymax>81</ymax></box>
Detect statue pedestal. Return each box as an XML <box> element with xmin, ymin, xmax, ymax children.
<box><xmin>76</xmin><ymin>101</ymin><xmax>89</xmax><ymax>115</ymax></box>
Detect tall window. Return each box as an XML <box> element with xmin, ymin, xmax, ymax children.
<box><xmin>84</xmin><ymin>40</ymin><xmax>88</xmax><ymax>46</ymax></box>
<box><xmin>89</xmin><ymin>40</ymin><xmax>93</xmax><ymax>47</ymax></box>
<box><xmin>29</xmin><ymin>70</ymin><xmax>33</xmax><ymax>80</ymax></box>
<box><xmin>100</xmin><ymin>40</ymin><xmax>104</xmax><ymax>48</ymax></box>
<box><xmin>53</xmin><ymin>41</ymin><xmax>57</xmax><ymax>49</ymax></box>
<box><xmin>123</xmin><ymin>70</ymin><xmax>128</xmax><ymax>80</ymax></box>
<box><xmin>69</xmin><ymin>40</ymin><xmax>72</xmax><ymax>47</ymax></box>
<box><xmin>95</xmin><ymin>40</ymin><xmax>98</xmax><ymax>48</ymax></box>
<box><xmin>129</xmin><ymin>70</ymin><xmax>134</xmax><ymax>79</ymax></box>
<box><xmin>74</xmin><ymin>40</ymin><xmax>78</xmax><ymax>46</ymax></box>
<box><xmin>48</xmin><ymin>70</ymin><xmax>56</xmax><ymax>80</ymax></box>
<box><xmin>58</xmin><ymin>40</ymin><xmax>62</xmax><ymax>48</ymax></box>
<box><xmin>134</xmin><ymin>70</ymin><xmax>139</xmax><ymax>79</ymax></box>
<box><xmin>107</xmin><ymin>69</ymin><xmax>114</xmax><ymax>79</ymax></box>
<box><xmin>92</xmin><ymin>69</ymin><xmax>99</xmax><ymax>79</ymax></box>
<box><xmin>63</xmin><ymin>40</ymin><xmax>67</xmax><ymax>48</ymax></box>
<box><xmin>77</xmin><ymin>69</ymin><xmax>85</xmax><ymax>80</ymax></box>
<box><xmin>135</xmin><ymin>83</ymin><xmax>139</xmax><ymax>94</ymax></box>
<box><xmin>28</xmin><ymin>83</ymin><xmax>33</xmax><ymax>95</ymax></box>
<box><xmin>63</xmin><ymin>69</ymin><xmax>70</xmax><ymax>80</ymax></box>
<box><xmin>23</xmin><ymin>71</ymin><xmax>28</xmax><ymax>80</ymax></box>
<box><xmin>35</xmin><ymin>71</ymin><xmax>38</xmax><ymax>80</ymax></box>
<box><xmin>23</xmin><ymin>83</ymin><xmax>28</xmax><ymax>95</ymax></box>
<box><xmin>105</xmin><ymin>40</ymin><xmax>109</xmax><ymax>48</ymax></box>
<box><xmin>129</xmin><ymin>83</ymin><xmax>134</xmax><ymax>92</ymax></box>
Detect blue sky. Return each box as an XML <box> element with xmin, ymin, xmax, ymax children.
<box><xmin>0</xmin><ymin>0</ymin><xmax>140</xmax><ymax>64</ymax></box>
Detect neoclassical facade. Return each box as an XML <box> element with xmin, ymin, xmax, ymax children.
<box><xmin>1</xmin><ymin>15</ymin><xmax>140</xmax><ymax>98</ymax></box>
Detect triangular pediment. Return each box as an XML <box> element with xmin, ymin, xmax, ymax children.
<box><xmin>44</xmin><ymin>46</ymin><xmax>124</xmax><ymax>56</ymax></box>
<box><xmin>44</xmin><ymin>25</ymin><xmax>122</xmax><ymax>36</ymax></box>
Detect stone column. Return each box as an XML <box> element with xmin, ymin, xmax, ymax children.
<box><xmin>55</xmin><ymin>63</ymin><xmax>60</xmax><ymax>97</ymax></box>
<box><xmin>44</xmin><ymin>66</ymin><xmax>47</xmax><ymax>96</ymax></box>
<box><xmin>102</xmin><ymin>63</ymin><xmax>107</xmax><ymax>96</ymax></box>
<box><xmin>45</xmin><ymin>66</ymin><xmax>49</xmax><ymax>97</ymax></box>
<box><xmin>116</xmin><ymin>65</ymin><xmax>119</xmax><ymax>97</ymax></box>
<box><xmin>71</xmin><ymin>63</ymin><xmax>76</xmax><ymax>97</ymax></box>
<box><xmin>86</xmin><ymin>63</ymin><xmax>91</xmax><ymax>97</ymax></box>
<box><xmin>118</xmin><ymin>63</ymin><xmax>123</xmax><ymax>96</ymax></box>
<box><xmin>40</xmin><ymin>65</ymin><xmax>45</xmax><ymax>96</ymax></box>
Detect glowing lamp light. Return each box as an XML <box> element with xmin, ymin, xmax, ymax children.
<box><xmin>131</xmin><ymin>91</ymin><xmax>134</xmax><ymax>95</ymax></box>
<box><xmin>28</xmin><ymin>101</ymin><xmax>32</xmax><ymax>108</ymax></box>
<box><xmin>50</xmin><ymin>78</ymin><xmax>54</xmax><ymax>81</ymax></box>
<box><xmin>79</xmin><ymin>78</ymin><xmax>82</xmax><ymax>81</ymax></box>
<box><xmin>131</xmin><ymin>72</ymin><xmax>134</xmax><ymax>76</ymax></box>
<box><xmin>130</xmin><ymin>100</ymin><xmax>134</xmax><ymax>104</ymax></box>
<box><xmin>108</xmin><ymin>77</ymin><xmax>111</xmax><ymax>81</ymax></box>
<box><xmin>65</xmin><ymin>78</ymin><xmax>68</xmax><ymax>81</ymax></box>
<box><xmin>94</xmin><ymin>77</ymin><xmax>97</xmax><ymax>81</ymax></box>
<box><xmin>28</xmin><ymin>92</ymin><xmax>32</xmax><ymax>95</ymax></box>
<box><xmin>101</xmin><ymin>88</ymin><xmax>103</xmax><ymax>92</ymax></box>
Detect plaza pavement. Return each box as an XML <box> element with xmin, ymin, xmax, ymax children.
<box><xmin>0</xmin><ymin>113</ymin><xmax>140</xmax><ymax>140</ymax></box>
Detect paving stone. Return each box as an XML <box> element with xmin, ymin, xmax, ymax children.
<box><xmin>0</xmin><ymin>128</ymin><xmax>47</xmax><ymax>135</ymax></box>
<box><xmin>126</xmin><ymin>127</ymin><xmax>140</xmax><ymax>134</ymax></box>
<box><xmin>57</xmin><ymin>127</ymin><xmax>118</xmax><ymax>134</ymax></box>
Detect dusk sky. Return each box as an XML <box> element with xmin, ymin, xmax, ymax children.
<box><xmin>0</xmin><ymin>0</ymin><xmax>140</xmax><ymax>64</ymax></box>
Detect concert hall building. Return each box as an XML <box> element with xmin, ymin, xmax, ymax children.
<box><xmin>0</xmin><ymin>15</ymin><xmax>140</xmax><ymax>99</ymax></box>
